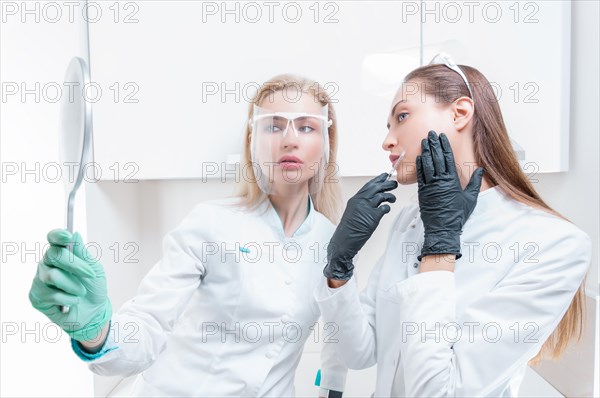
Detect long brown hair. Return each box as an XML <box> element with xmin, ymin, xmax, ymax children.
<box><xmin>235</xmin><ymin>74</ymin><xmax>342</xmax><ymax>224</ymax></box>
<box><xmin>404</xmin><ymin>64</ymin><xmax>586</xmax><ymax>363</ymax></box>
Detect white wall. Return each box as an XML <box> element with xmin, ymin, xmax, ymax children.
<box><xmin>1</xmin><ymin>1</ymin><xmax>95</xmax><ymax>396</ymax></box>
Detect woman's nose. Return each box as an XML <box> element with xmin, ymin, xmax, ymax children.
<box><xmin>282</xmin><ymin>140</ymin><xmax>298</xmax><ymax>149</ymax></box>
<box><xmin>382</xmin><ymin>132</ymin><xmax>396</xmax><ymax>151</ymax></box>
<box><xmin>281</xmin><ymin>127</ymin><xmax>299</xmax><ymax>148</ymax></box>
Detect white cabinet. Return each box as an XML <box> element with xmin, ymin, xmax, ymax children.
<box><xmin>88</xmin><ymin>1</ymin><xmax>569</xmax><ymax>180</ymax></box>
<box><xmin>88</xmin><ymin>1</ymin><xmax>420</xmax><ymax>180</ymax></box>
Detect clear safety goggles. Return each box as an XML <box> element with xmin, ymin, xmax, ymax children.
<box><xmin>249</xmin><ymin>104</ymin><xmax>332</xmax><ymax>195</ymax></box>
<box><xmin>251</xmin><ymin>112</ymin><xmax>331</xmax><ymax>140</ymax></box>
<box><xmin>429</xmin><ymin>52</ymin><xmax>473</xmax><ymax>98</ymax></box>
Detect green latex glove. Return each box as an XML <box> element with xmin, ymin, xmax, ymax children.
<box><xmin>29</xmin><ymin>229</ymin><xmax>112</xmax><ymax>342</ymax></box>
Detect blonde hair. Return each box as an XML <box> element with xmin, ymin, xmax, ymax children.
<box><xmin>234</xmin><ymin>74</ymin><xmax>342</xmax><ymax>225</ymax></box>
<box><xmin>404</xmin><ymin>64</ymin><xmax>587</xmax><ymax>364</ymax></box>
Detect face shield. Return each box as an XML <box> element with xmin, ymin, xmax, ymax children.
<box><xmin>249</xmin><ymin>104</ymin><xmax>331</xmax><ymax>196</ymax></box>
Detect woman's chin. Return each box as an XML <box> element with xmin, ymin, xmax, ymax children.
<box><xmin>395</xmin><ymin>174</ymin><xmax>417</xmax><ymax>185</ymax></box>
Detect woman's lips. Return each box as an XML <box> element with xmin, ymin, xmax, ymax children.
<box><xmin>389</xmin><ymin>154</ymin><xmax>400</xmax><ymax>165</ymax></box>
<box><xmin>278</xmin><ymin>155</ymin><xmax>304</xmax><ymax>169</ymax></box>
<box><xmin>280</xmin><ymin>162</ymin><xmax>303</xmax><ymax>169</ymax></box>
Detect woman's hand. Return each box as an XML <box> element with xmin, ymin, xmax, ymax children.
<box><xmin>416</xmin><ymin>131</ymin><xmax>484</xmax><ymax>261</ymax></box>
<box><xmin>323</xmin><ymin>173</ymin><xmax>398</xmax><ymax>282</ymax></box>
<box><xmin>28</xmin><ymin>229</ymin><xmax>112</xmax><ymax>343</ymax></box>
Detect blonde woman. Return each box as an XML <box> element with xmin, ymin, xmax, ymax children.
<box><xmin>318</xmin><ymin>57</ymin><xmax>592</xmax><ymax>397</ymax></box>
<box><xmin>28</xmin><ymin>74</ymin><xmax>351</xmax><ymax>397</ymax></box>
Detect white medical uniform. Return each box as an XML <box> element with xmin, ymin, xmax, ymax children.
<box><xmin>316</xmin><ymin>186</ymin><xmax>591</xmax><ymax>397</ymax></box>
<box><xmin>71</xmin><ymin>196</ymin><xmax>347</xmax><ymax>397</ymax></box>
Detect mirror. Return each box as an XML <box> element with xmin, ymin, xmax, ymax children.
<box><xmin>58</xmin><ymin>56</ymin><xmax>92</xmax><ymax>313</ymax></box>
<box><xmin>59</xmin><ymin>56</ymin><xmax>92</xmax><ymax>233</ymax></box>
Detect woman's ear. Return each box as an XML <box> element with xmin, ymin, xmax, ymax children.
<box><xmin>452</xmin><ymin>97</ymin><xmax>475</xmax><ymax>131</ymax></box>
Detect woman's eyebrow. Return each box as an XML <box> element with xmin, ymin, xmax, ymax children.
<box><xmin>389</xmin><ymin>99</ymin><xmax>407</xmax><ymax>118</ymax></box>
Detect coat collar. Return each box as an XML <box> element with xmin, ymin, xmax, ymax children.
<box><xmin>256</xmin><ymin>195</ymin><xmax>315</xmax><ymax>240</ymax></box>
<box><xmin>469</xmin><ymin>185</ymin><xmax>512</xmax><ymax>218</ymax></box>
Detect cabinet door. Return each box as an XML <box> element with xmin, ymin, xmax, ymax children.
<box><xmin>88</xmin><ymin>1</ymin><xmax>420</xmax><ymax>180</ymax></box>
<box><xmin>421</xmin><ymin>0</ymin><xmax>571</xmax><ymax>172</ymax></box>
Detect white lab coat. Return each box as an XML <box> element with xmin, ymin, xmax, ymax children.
<box><xmin>72</xmin><ymin>196</ymin><xmax>347</xmax><ymax>397</ymax></box>
<box><xmin>315</xmin><ymin>186</ymin><xmax>592</xmax><ymax>397</ymax></box>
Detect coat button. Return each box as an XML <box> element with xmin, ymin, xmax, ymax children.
<box><xmin>265</xmin><ymin>351</ymin><xmax>276</xmax><ymax>359</ymax></box>
<box><xmin>413</xmin><ymin>262</ymin><xmax>419</xmax><ymax>268</ymax></box>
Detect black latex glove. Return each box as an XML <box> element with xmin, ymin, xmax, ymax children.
<box><xmin>416</xmin><ymin>131</ymin><xmax>485</xmax><ymax>261</ymax></box>
<box><xmin>324</xmin><ymin>173</ymin><xmax>398</xmax><ymax>280</ymax></box>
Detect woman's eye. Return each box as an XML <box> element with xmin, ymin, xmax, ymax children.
<box><xmin>298</xmin><ymin>125</ymin><xmax>314</xmax><ymax>133</ymax></box>
<box><xmin>264</xmin><ymin>124</ymin><xmax>281</xmax><ymax>133</ymax></box>
<box><xmin>397</xmin><ymin>112</ymin><xmax>408</xmax><ymax>122</ymax></box>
